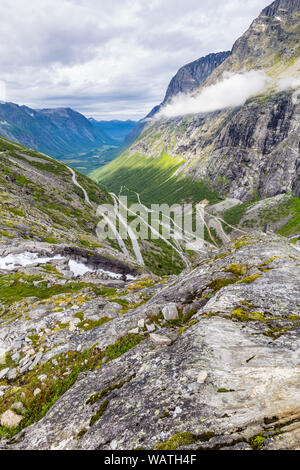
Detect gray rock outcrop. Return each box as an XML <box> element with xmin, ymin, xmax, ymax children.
<box><xmin>1</xmin><ymin>233</ymin><xmax>299</xmax><ymax>450</ymax></box>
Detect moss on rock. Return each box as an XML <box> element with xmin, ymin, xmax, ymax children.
<box><xmin>225</xmin><ymin>264</ymin><xmax>247</xmax><ymax>277</ymax></box>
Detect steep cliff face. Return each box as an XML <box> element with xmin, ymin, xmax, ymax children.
<box><xmin>93</xmin><ymin>0</ymin><xmax>300</xmax><ymax>206</ymax></box>
<box><xmin>95</xmin><ymin>89</ymin><xmax>299</xmax><ymax>203</ymax></box>
<box><xmin>162</xmin><ymin>52</ymin><xmax>230</xmax><ymax>104</ymax></box>
<box><xmin>120</xmin><ymin>52</ymin><xmax>231</xmax><ymax>151</ymax></box>
<box><xmin>200</xmin><ymin>0</ymin><xmax>300</xmax><ymax>87</ymax></box>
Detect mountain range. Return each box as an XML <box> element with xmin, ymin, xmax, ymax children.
<box><xmin>0</xmin><ymin>0</ymin><xmax>299</xmax><ymax>451</ymax></box>
<box><xmin>120</xmin><ymin>50</ymin><xmax>231</xmax><ymax>151</ymax></box>
<box><xmin>88</xmin><ymin>119</ymin><xmax>137</xmax><ymax>143</ymax></box>
<box><xmin>92</xmin><ymin>0</ymin><xmax>300</xmax><ymax>238</ymax></box>
<box><xmin>0</xmin><ymin>102</ymin><xmax>137</xmax><ymax>174</ymax></box>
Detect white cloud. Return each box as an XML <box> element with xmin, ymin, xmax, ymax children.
<box><xmin>0</xmin><ymin>81</ymin><xmax>6</xmax><ymax>101</ymax></box>
<box><xmin>0</xmin><ymin>0</ymin><xmax>272</xmax><ymax>119</ymax></box>
<box><xmin>157</xmin><ymin>70</ymin><xmax>270</xmax><ymax>118</ymax></box>
<box><xmin>277</xmin><ymin>77</ymin><xmax>300</xmax><ymax>91</ymax></box>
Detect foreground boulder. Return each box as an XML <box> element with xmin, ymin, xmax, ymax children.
<box><xmin>1</xmin><ymin>410</ymin><xmax>22</xmax><ymax>428</ymax></box>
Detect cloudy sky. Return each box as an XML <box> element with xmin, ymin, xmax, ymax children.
<box><xmin>0</xmin><ymin>0</ymin><xmax>272</xmax><ymax>120</ymax></box>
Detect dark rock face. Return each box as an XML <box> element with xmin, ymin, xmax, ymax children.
<box><xmin>162</xmin><ymin>52</ymin><xmax>231</xmax><ymax>104</ymax></box>
<box><xmin>121</xmin><ymin>52</ymin><xmax>230</xmax><ymax>150</ymax></box>
<box><xmin>207</xmin><ymin>93</ymin><xmax>299</xmax><ymax>200</ymax></box>
<box><xmin>126</xmin><ymin>90</ymin><xmax>299</xmax><ymax>201</ymax></box>
<box><xmin>54</xmin><ymin>246</ymin><xmax>141</xmax><ymax>276</ymax></box>
<box><xmin>292</xmin><ymin>159</ymin><xmax>300</xmax><ymax>197</ymax></box>
<box><xmin>262</xmin><ymin>0</ymin><xmax>300</xmax><ymax>17</ymax></box>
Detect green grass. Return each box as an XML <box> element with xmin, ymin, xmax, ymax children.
<box><xmin>90</xmin><ymin>150</ymin><xmax>220</xmax><ymax>206</ymax></box>
<box><xmin>0</xmin><ymin>273</ymin><xmax>93</xmax><ymax>306</ymax></box>
<box><xmin>221</xmin><ymin>196</ymin><xmax>300</xmax><ymax>237</ymax></box>
<box><xmin>0</xmin><ymin>230</ymin><xmax>14</xmax><ymax>238</ymax></box>
<box><xmin>278</xmin><ymin>197</ymin><xmax>300</xmax><ymax>236</ymax></box>
<box><xmin>89</xmin><ymin>149</ymin><xmax>221</xmax><ymax>274</ymax></box>
<box><xmin>154</xmin><ymin>431</ymin><xmax>215</xmax><ymax>450</ymax></box>
<box><xmin>222</xmin><ymin>201</ymin><xmax>256</xmax><ymax>233</ymax></box>
<box><xmin>249</xmin><ymin>435</ymin><xmax>265</xmax><ymax>450</ymax></box>
<box><xmin>77</xmin><ymin>317</ymin><xmax>112</xmax><ymax>331</ymax></box>
<box><xmin>0</xmin><ymin>333</ymin><xmax>145</xmax><ymax>439</ymax></box>
<box><xmin>140</xmin><ymin>237</ymin><xmax>186</xmax><ymax>276</ymax></box>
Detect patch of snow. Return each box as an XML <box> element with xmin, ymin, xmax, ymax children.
<box><xmin>0</xmin><ymin>251</ymin><xmax>136</xmax><ymax>280</ymax></box>
<box><xmin>68</xmin><ymin>259</ymin><xmax>93</xmax><ymax>276</ymax></box>
<box><xmin>68</xmin><ymin>259</ymin><xmax>135</xmax><ymax>280</ymax></box>
<box><xmin>0</xmin><ymin>252</ymin><xmax>64</xmax><ymax>271</ymax></box>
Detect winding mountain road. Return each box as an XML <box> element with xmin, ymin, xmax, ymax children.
<box><xmin>110</xmin><ymin>193</ymin><xmax>145</xmax><ymax>266</ymax></box>
<box><xmin>65</xmin><ymin>170</ymin><xmax>262</xmax><ymax>268</ymax></box>
<box><xmin>68</xmin><ymin>166</ymin><xmax>92</xmax><ymax>206</ymax></box>
<box><xmin>112</xmin><ymin>192</ymin><xmax>193</xmax><ymax>267</ymax></box>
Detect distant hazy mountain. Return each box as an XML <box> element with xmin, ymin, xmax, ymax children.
<box><xmin>0</xmin><ymin>103</ymin><xmax>114</xmax><ymax>158</ymax></box>
<box><xmin>0</xmin><ymin>102</ymin><xmax>138</xmax><ymax>174</ymax></box>
<box><xmin>88</xmin><ymin>119</ymin><xmax>137</xmax><ymax>143</ymax></box>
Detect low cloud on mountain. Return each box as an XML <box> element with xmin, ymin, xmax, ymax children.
<box><xmin>277</xmin><ymin>77</ymin><xmax>300</xmax><ymax>91</ymax></box>
<box><xmin>0</xmin><ymin>0</ymin><xmax>271</xmax><ymax>119</ymax></box>
<box><xmin>156</xmin><ymin>70</ymin><xmax>270</xmax><ymax>118</ymax></box>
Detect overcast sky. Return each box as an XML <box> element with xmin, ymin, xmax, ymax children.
<box><xmin>0</xmin><ymin>0</ymin><xmax>272</xmax><ymax>120</ymax></box>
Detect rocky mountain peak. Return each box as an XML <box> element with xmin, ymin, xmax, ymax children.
<box><xmin>119</xmin><ymin>51</ymin><xmax>231</xmax><ymax>148</ymax></box>
<box><xmin>195</xmin><ymin>0</ymin><xmax>300</xmax><ymax>89</ymax></box>
<box><xmin>261</xmin><ymin>0</ymin><xmax>300</xmax><ymax>17</ymax></box>
<box><xmin>162</xmin><ymin>51</ymin><xmax>231</xmax><ymax>104</ymax></box>
<box><xmin>93</xmin><ymin>0</ymin><xmax>300</xmax><ymax>209</ymax></box>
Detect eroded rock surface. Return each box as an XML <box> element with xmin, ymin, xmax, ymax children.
<box><xmin>1</xmin><ymin>233</ymin><xmax>299</xmax><ymax>450</ymax></box>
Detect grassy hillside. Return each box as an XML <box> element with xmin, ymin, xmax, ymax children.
<box><xmin>0</xmin><ymin>135</ymin><xmax>112</xmax><ymax>249</ymax></box>
<box><xmin>0</xmin><ymin>136</ymin><xmax>195</xmax><ymax>275</ymax></box>
<box><xmin>219</xmin><ymin>194</ymin><xmax>300</xmax><ymax>239</ymax></box>
<box><xmin>90</xmin><ymin>150</ymin><xmax>221</xmax><ymax>206</ymax></box>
